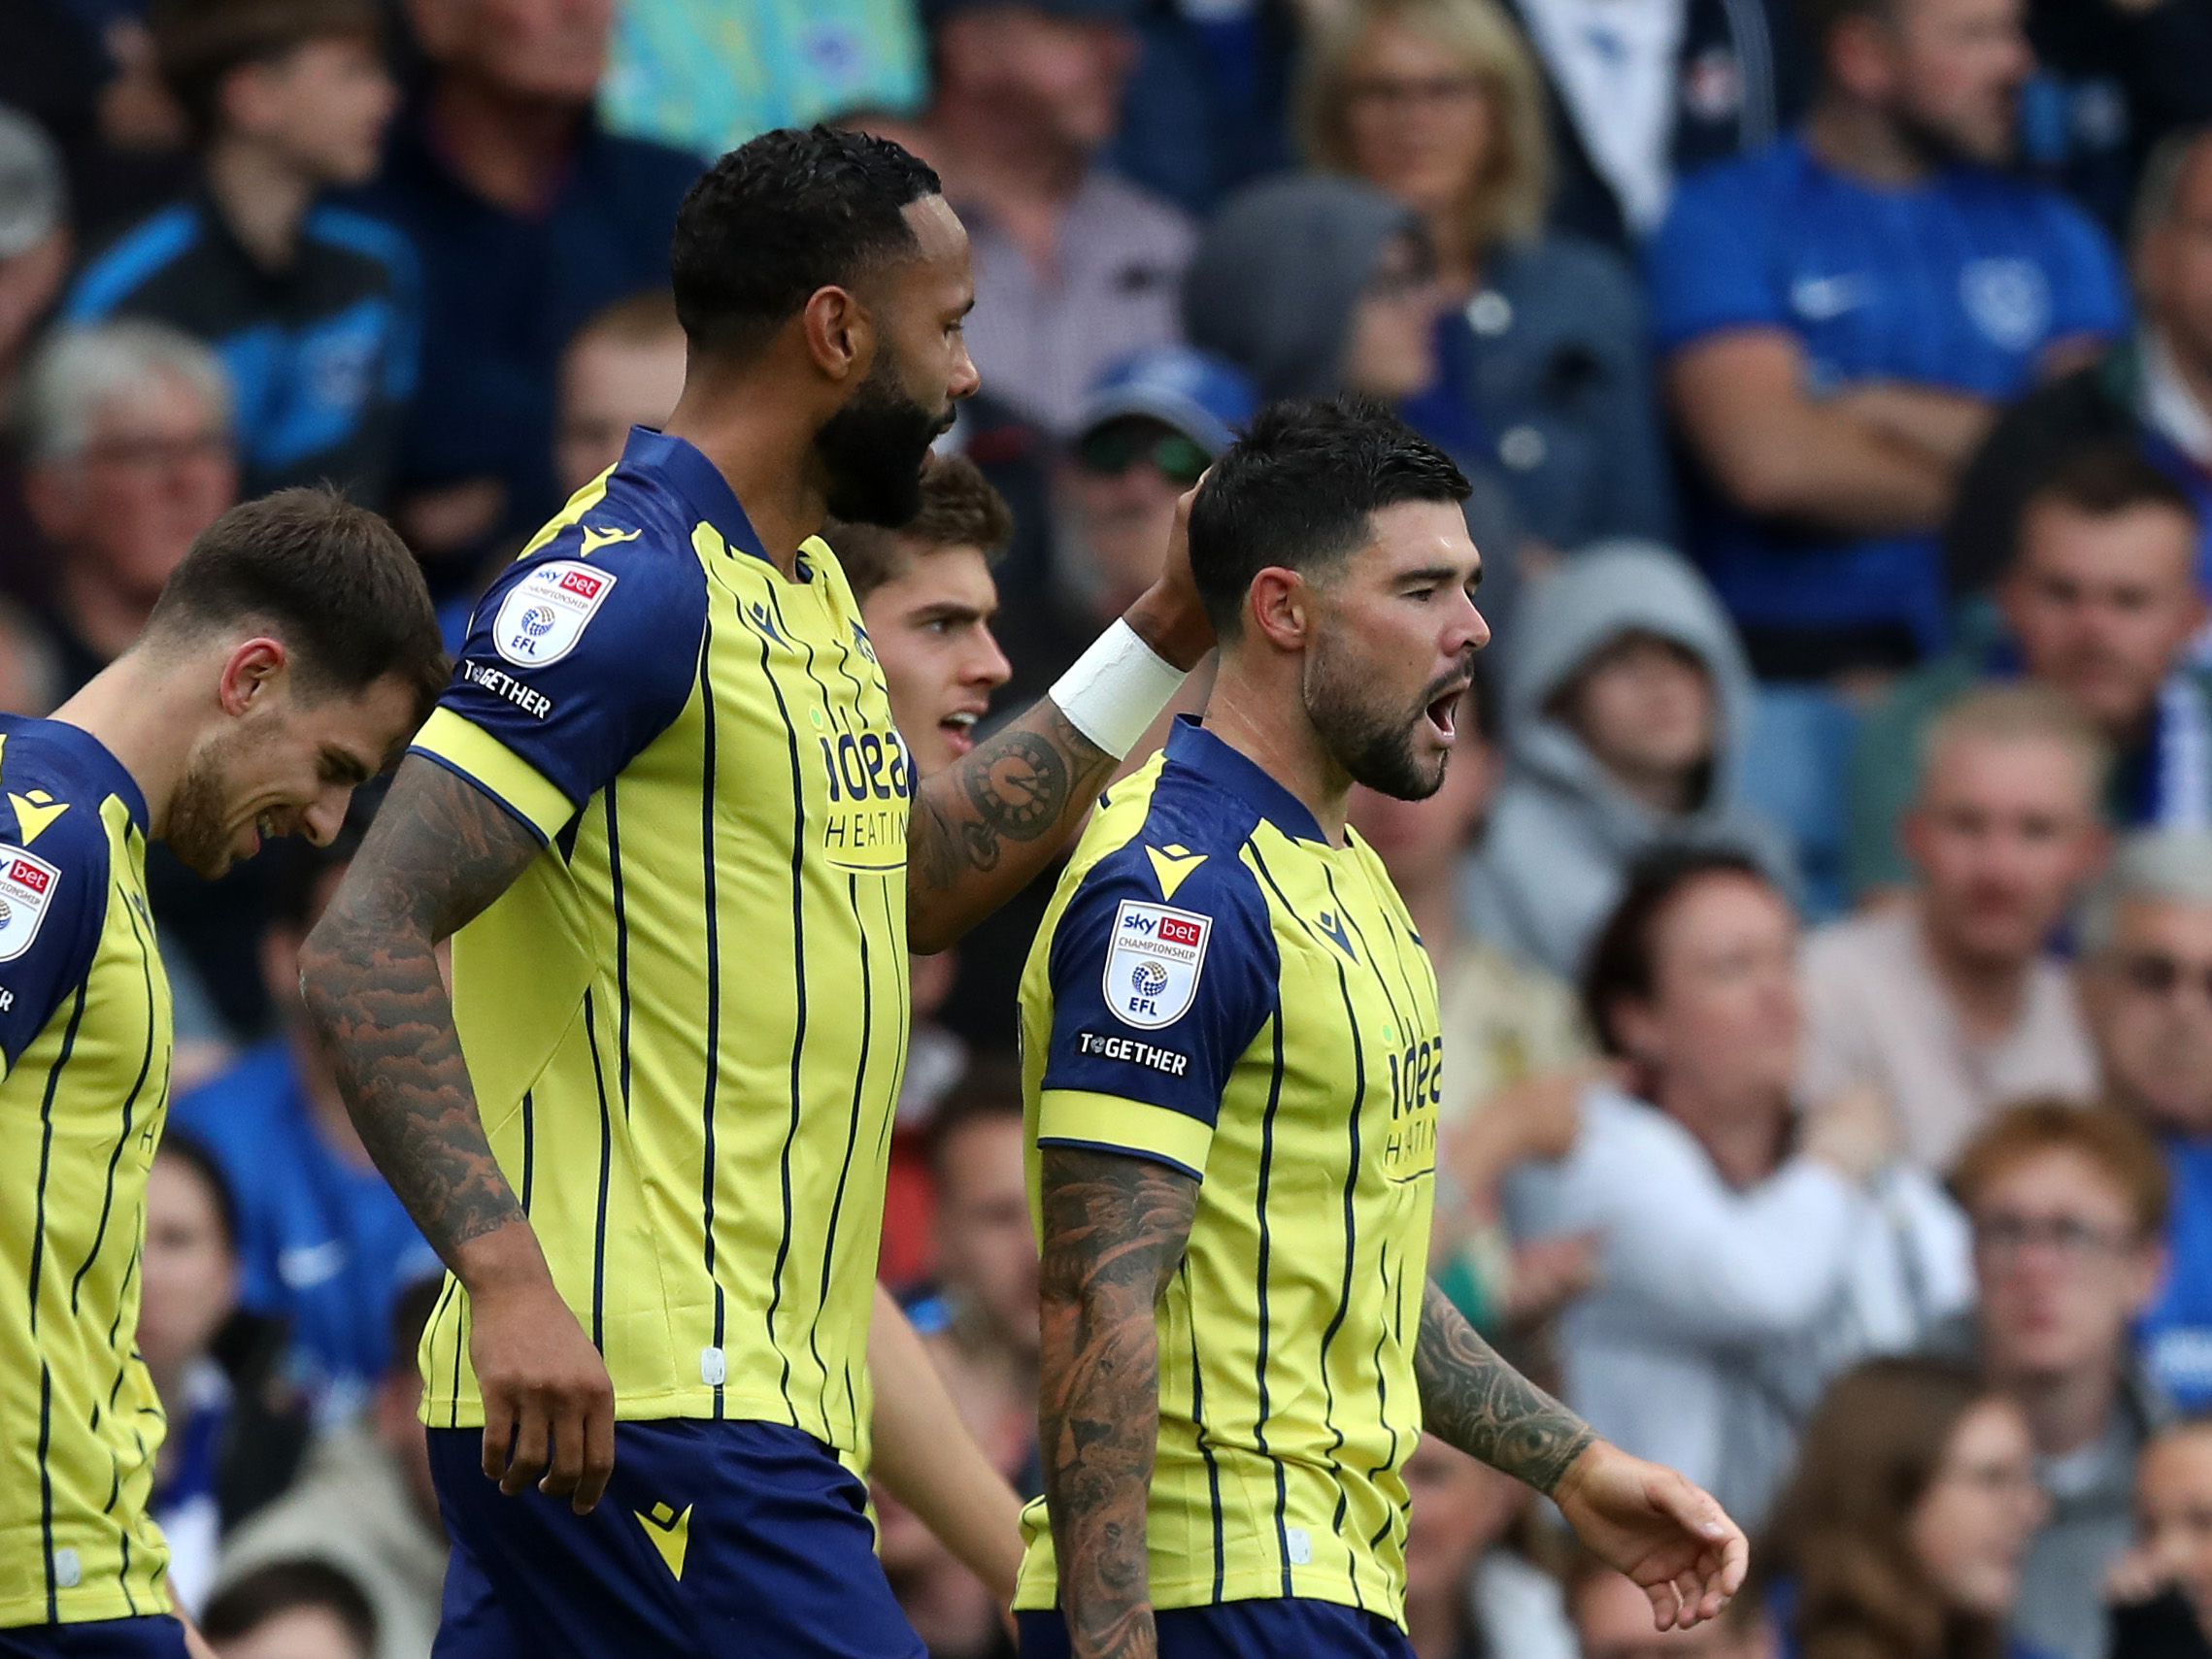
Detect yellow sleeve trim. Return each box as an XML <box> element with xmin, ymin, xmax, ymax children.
<box><xmin>1037</xmin><ymin>1089</ymin><xmax>1212</xmax><ymax>1180</ymax></box>
<box><xmin>410</xmin><ymin>708</ymin><xmax>574</xmax><ymax>841</ymax></box>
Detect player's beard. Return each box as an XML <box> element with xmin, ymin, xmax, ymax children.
<box><xmin>1303</xmin><ymin>629</ymin><xmax>1458</xmax><ymax>804</ymax></box>
<box><xmin>815</xmin><ymin>354</ymin><xmax>952</xmax><ymax>529</ymax></box>
<box><xmin>166</xmin><ymin>727</ymin><xmax>248</xmax><ymax>879</ymax></box>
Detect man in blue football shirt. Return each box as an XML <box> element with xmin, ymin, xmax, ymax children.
<box><xmin>1650</xmin><ymin>0</ymin><xmax>2129</xmax><ymax>680</ymax></box>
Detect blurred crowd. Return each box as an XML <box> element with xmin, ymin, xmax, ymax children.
<box><xmin>12</xmin><ymin>0</ymin><xmax>2212</xmax><ymax>1653</ymax></box>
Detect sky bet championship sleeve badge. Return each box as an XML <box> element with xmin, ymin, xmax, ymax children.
<box><xmin>1105</xmin><ymin>899</ymin><xmax>1212</xmax><ymax>1029</ymax></box>
<box><xmin>493</xmin><ymin>559</ymin><xmax>620</xmax><ymax>668</ymax></box>
<box><xmin>0</xmin><ymin>846</ymin><xmax>59</xmax><ymax>962</ymax></box>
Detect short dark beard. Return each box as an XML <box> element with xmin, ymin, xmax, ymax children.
<box><xmin>165</xmin><ymin>738</ymin><xmax>240</xmax><ymax>879</ymax></box>
<box><xmin>1304</xmin><ymin>632</ymin><xmax>1459</xmax><ymax>803</ymax></box>
<box><xmin>815</xmin><ymin>356</ymin><xmax>949</xmax><ymax>528</ymax></box>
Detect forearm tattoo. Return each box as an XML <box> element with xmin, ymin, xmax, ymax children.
<box><xmin>1036</xmin><ymin>1145</ymin><xmax>1199</xmax><ymax>1659</ymax></box>
<box><xmin>298</xmin><ymin>757</ymin><xmax>544</xmax><ymax>1265</ymax></box>
<box><xmin>909</xmin><ymin>700</ymin><xmax>1113</xmax><ymax>944</ymax></box>
<box><xmin>1414</xmin><ymin>1279</ymin><xmax>1595</xmax><ymax>1496</ymax></box>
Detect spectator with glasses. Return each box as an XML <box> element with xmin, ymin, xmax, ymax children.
<box><xmin>1298</xmin><ymin>0</ymin><xmax>1675</xmax><ymax>556</ymax></box>
<box><xmin>2079</xmin><ymin>830</ymin><xmax>2212</xmax><ymax>1410</ymax></box>
<box><xmin>1930</xmin><ymin>1103</ymin><xmax>2174</xmax><ymax>1659</ymax></box>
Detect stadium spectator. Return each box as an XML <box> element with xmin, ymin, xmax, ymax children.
<box><xmin>553</xmin><ymin>287</ymin><xmax>685</xmax><ymax>500</ymax></box>
<box><xmin>1462</xmin><ymin>541</ymin><xmax>1795</xmax><ymax>980</ymax></box>
<box><xmin>1107</xmin><ymin>0</ymin><xmax>1297</xmax><ymax>216</ymax></box>
<box><xmin>1931</xmin><ymin>1103</ymin><xmax>2174</xmax><ymax>1659</ymax></box>
<box><xmin>1301</xmin><ymin>0</ymin><xmax>1676</xmax><ymax>553</ymax></box>
<box><xmin>2017</xmin><ymin>1</ymin><xmax>2212</xmax><ymax>243</ymax></box>
<box><xmin>598</xmin><ymin>0</ymin><xmax>925</xmax><ymax>160</ymax></box>
<box><xmin>1951</xmin><ymin>126</ymin><xmax>2212</xmax><ymax>605</ymax></box>
<box><xmin>1179</xmin><ymin>173</ymin><xmax>1531</xmax><ymax>624</ymax></box>
<box><xmin>62</xmin><ymin>0</ymin><xmax>416</xmax><ymax>509</ymax></box>
<box><xmin>832</xmin><ymin>454</ymin><xmax>1014</xmax><ymax>1284</ymax></box>
<box><xmin>0</xmin><ymin>107</ymin><xmax>69</xmax><ymax>406</ymax></box>
<box><xmin>1496</xmin><ymin>0</ymin><xmax>1810</xmax><ymax>252</ymax></box>
<box><xmin>351</xmin><ymin>0</ymin><xmax>701</xmax><ymax>579</ymax></box>
<box><xmin>18</xmin><ymin>318</ymin><xmax>235</xmax><ymax>691</ymax></box>
<box><xmin>909</xmin><ymin>0</ymin><xmax>1192</xmax><ymax>434</ymax></box>
<box><xmin>1403</xmin><ymin>1437</ymin><xmax>1578</xmax><ymax>1659</ymax></box>
<box><xmin>169</xmin><ymin>818</ymin><xmax>442</xmax><ymax>1422</ymax></box>
<box><xmin>202</xmin><ymin>1559</ymin><xmax>377</xmax><ymax>1659</ymax></box>
<box><xmin>2109</xmin><ymin>1418</ymin><xmax>2212</xmax><ymax>1659</ymax></box>
<box><xmin>2078</xmin><ymin>830</ymin><xmax>2212</xmax><ymax>1409</ymax></box>
<box><xmin>1536</xmin><ymin>850</ymin><xmax>1972</xmax><ymax>1528</ymax></box>
<box><xmin>1854</xmin><ymin>446</ymin><xmax>2211</xmax><ymax>898</ymax></box>
<box><xmin>1350</xmin><ymin>669</ymin><xmax>1597</xmax><ymax>1335</ymax></box>
<box><xmin>1806</xmin><ymin>688</ymin><xmax>2107</xmax><ymax>1175</ymax></box>
<box><xmin>1757</xmin><ymin>1358</ymin><xmax>2052</xmax><ymax>1659</ymax></box>
<box><xmin>216</xmin><ymin>1276</ymin><xmax>449</xmax><ymax>1659</ymax></box>
<box><xmin>1571</xmin><ymin>1556</ymin><xmax>1776</xmax><ymax>1659</ymax></box>
<box><xmin>1648</xmin><ymin>0</ymin><xmax>2128</xmax><ymax>680</ymax></box>
<box><xmin>141</xmin><ymin>1137</ymin><xmax>311</xmax><ymax>1617</ymax></box>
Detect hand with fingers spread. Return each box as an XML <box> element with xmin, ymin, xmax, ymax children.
<box><xmin>1553</xmin><ymin>1442</ymin><xmax>1750</xmax><ymax>1632</ymax></box>
<box><xmin>468</xmin><ymin>1259</ymin><xmax>617</xmax><ymax>1513</ymax></box>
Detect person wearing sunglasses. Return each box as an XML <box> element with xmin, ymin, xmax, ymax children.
<box><xmin>2080</xmin><ymin>830</ymin><xmax>2212</xmax><ymax>1412</ymax></box>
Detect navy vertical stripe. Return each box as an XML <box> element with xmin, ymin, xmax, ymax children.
<box><xmin>69</xmin><ymin>900</ymin><xmax>158</xmax><ymax>1312</ymax></box>
<box><xmin>698</xmin><ymin>619</ymin><xmax>725</xmax><ymax>1414</ymax></box>
<box><xmin>1318</xmin><ymin>958</ymin><xmax>1369</xmax><ymax>1610</ymax></box>
<box><xmin>1255</xmin><ymin>1000</ymin><xmax>1292</xmax><ymax>1597</ymax></box>
<box><xmin>28</xmin><ymin>980</ymin><xmax>87</xmax><ymax>1620</ymax></box>
<box><xmin>582</xmin><ymin>988</ymin><xmax>615</xmax><ymax>1351</ymax></box>
<box><xmin>1180</xmin><ymin>1257</ymin><xmax>1226</xmax><ymax>1603</ymax></box>
<box><xmin>607</xmin><ymin>780</ymin><xmax>633</xmax><ymax>1120</ymax></box>
<box><xmin>808</xmin><ymin>875</ymin><xmax>873</xmax><ymax>1424</ymax></box>
<box><xmin>37</xmin><ymin>1363</ymin><xmax>55</xmax><ymax>1620</ymax></box>
<box><xmin>519</xmin><ymin>1092</ymin><xmax>536</xmax><ymax>1213</ymax></box>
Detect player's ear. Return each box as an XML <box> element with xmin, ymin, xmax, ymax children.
<box><xmin>801</xmin><ymin>284</ymin><xmax>875</xmax><ymax>384</ymax></box>
<box><xmin>1246</xmin><ymin>568</ymin><xmax>1309</xmax><ymax>653</ymax></box>
<box><xmin>217</xmin><ymin>636</ymin><xmax>290</xmax><ymax>717</ymax></box>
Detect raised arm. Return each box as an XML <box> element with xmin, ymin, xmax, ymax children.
<box><xmin>1035</xmin><ymin>1145</ymin><xmax>1200</xmax><ymax>1659</ymax></box>
<box><xmin>905</xmin><ymin>505</ymin><xmax>1212</xmax><ymax>954</ymax></box>
<box><xmin>1414</xmin><ymin>1280</ymin><xmax>1747</xmax><ymax>1632</ymax></box>
<box><xmin>298</xmin><ymin>756</ymin><xmax>617</xmax><ymax>1513</ymax></box>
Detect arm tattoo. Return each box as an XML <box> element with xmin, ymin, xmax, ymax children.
<box><xmin>908</xmin><ymin>699</ymin><xmax>1114</xmax><ymax>950</ymax></box>
<box><xmin>1414</xmin><ymin>1279</ymin><xmax>1595</xmax><ymax>1496</ymax></box>
<box><xmin>1036</xmin><ymin>1145</ymin><xmax>1199</xmax><ymax>1659</ymax></box>
<box><xmin>298</xmin><ymin>756</ymin><xmax>546</xmax><ymax>1266</ymax></box>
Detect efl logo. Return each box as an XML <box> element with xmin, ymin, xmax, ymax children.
<box><xmin>559</xmin><ymin>570</ymin><xmax>604</xmax><ymax>600</ymax></box>
<box><xmin>1156</xmin><ymin>915</ymin><xmax>1203</xmax><ymax>949</ymax></box>
<box><xmin>10</xmin><ymin>860</ymin><xmax>50</xmax><ymax>896</ymax></box>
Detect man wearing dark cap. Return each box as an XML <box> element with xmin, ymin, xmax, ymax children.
<box><xmin>908</xmin><ymin>0</ymin><xmax>1194</xmax><ymax>436</ymax></box>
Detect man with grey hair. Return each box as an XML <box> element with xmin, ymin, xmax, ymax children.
<box><xmin>19</xmin><ymin>319</ymin><xmax>238</xmax><ymax>692</ymax></box>
<box><xmin>1950</xmin><ymin>123</ymin><xmax>2212</xmax><ymax>606</ymax></box>
<box><xmin>2080</xmin><ymin>828</ymin><xmax>2212</xmax><ymax>1409</ymax></box>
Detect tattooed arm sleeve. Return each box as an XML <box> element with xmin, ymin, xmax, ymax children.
<box><xmin>298</xmin><ymin>756</ymin><xmax>547</xmax><ymax>1268</ymax></box>
<box><xmin>1414</xmin><ymin>1278</ymin><xmax>1596</xmax><ymax>1496</ymax></box>
<box><xmin>1036</xmin><ymin>1145</ymin><xmax>1200</xmax><ymax>1659</ymax></box>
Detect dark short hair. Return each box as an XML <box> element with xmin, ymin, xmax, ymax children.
<box><xmin>201</xmin><ymin>1558</ymin><xmax>378</xmax><ymax>1656</ymax></box>
<box><xmin>1187</xmin><ymin>396</ymin><xmax>1471</xmax><ymax>639</ymax></box>
<box><xmin>671</xmin><ymin>126</ymin><xmax>942</xmax><ymax>359</ymax></box>
<box><xmin>2020</xmin><ymin>441</ymin><xmax>2200</xmax><ymax>541</ymax></box>
<box><xmin>1796</xmin><ymin>0</ymin><xmax>1893</xmax><ymax>50</ymax></box>
<box><xmin>1580</xmin><ymin>846</ymin><xmax>1772</xmax><ymax>1053</ymax></box>
<box><xmin>154</xmin><ymin>1132</ymin><xmax>240</xmax><ymax>1256</ymax></box>
<box><xmin>923</xmin><ymin>1057</ymin><xmax>1026</xmax><ymax>1182</ymax></box>
<box><xmin>566</xmin><ymin>287</ymin><xmax>684</xmax><ymax>358</ymax></box>
<box><xmin>144</xmin><ymin>487</ymin><xmax>447</xmax><ymax>729</ymax></box>
<box><xmin>830</xmin><ymin>453</ymin><xmax>1014</xmax><ymax>603</ymax></box>
<box><xmin>151</xmin><ymin>0</ymin><xmax>385</xmax><ymax>144</ymax></box>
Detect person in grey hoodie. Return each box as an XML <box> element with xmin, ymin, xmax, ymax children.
<box><xmin>1181</xmin><ymin>172</ymin><xmax>1531</xmax><ymax>626</ymax></box>
<box><xmin>1464</xmin><ymin>540</ymin><xmax>1796</xmax><ymax>979</ymax></box>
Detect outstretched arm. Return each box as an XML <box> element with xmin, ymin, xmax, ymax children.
<box><xmin>905</xmin><ymin>502</ymin><xmax>1212</xmax><ymax>954</ymax></box>
<box><xmin>299</xmin><ymin>756</ymin><xmax>617</xmax><ymax>1513</ymax></box>
<box><xmin>1414</xmin><ymin>1280</ymin><xmax>1747</xmax><ymax>1631</ymax></box>
<box><xmin>1036</xmin><ymin>1145</ymin><xmax>1200</xmax><ymax>1659</ymax></box>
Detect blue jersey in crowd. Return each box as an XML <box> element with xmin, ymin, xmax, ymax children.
<box><xmin>170</xmin><ymin>1040</ymin><xmax>440</xmax><ymax>1419</ymax></box>
<box><xmin>2140</xmin><ymin>1134</ymin><xmax>2212</xmax><ymax>1410</ymax></box>
<box><xmin>1647</xmin><ymin>134</ymin><xmax>2128</xmax><ymax>664</ymax></box>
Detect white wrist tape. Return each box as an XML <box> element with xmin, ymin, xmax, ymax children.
<box><xmin>1050</xmin><ymin>618</ymin><xmax>1190</xmax><ymax>760</ymax></box>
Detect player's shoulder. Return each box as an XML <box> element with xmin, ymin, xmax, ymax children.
<box><xmin>0</xmin><ymin>718</ymin><xmax>137</xmax><ymax>862</ymax></box>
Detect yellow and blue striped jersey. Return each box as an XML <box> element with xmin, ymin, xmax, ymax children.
<box><xmin>409</xmin><ymin>427</ymin><xmax>910</xmax><ymax>1452</ymax></box>
<box><xmin>0</xmin><ymin>716</ymin><xmax>173</xmax><ymax>1628</ymax></box>
<box><xmin>1016</xmin><ymin>718</ymin><xmax>1443</xmax><ymax>1626</ymax></box>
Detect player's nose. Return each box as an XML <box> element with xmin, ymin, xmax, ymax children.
<box><xmin>972</xmin><ymin>626</ymin><xmax>1011</xmax><ymax>691</ymax></box>
<box><xmin>301</xmin><ymin>788</ymin><xmax>352</xmax><ymax>847</ymax></box>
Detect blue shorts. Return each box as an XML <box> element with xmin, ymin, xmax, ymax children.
<box><xmin>1018</xmin><ymin>1601</ymin><xmax>1413</xmax><ymax>1659</ymax></box>
<box><xmin>0</xmin><ymin>1620</ymin><xmax>187</xmax><ymax>1659</ymax></box>
<box><xmin>428</xmin><ymin>1418</ymin><xmax>926</xmax><ymax>1659</ymax></box>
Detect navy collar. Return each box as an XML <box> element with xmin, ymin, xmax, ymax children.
<box><xmin>614</xmin><ymin>427</ymin><xmax>777</xmax><ymax>567</ymax></box>
<box><xmin>1163</xmin><ymin>716</ymin><xmax>1329</xmax><ymax>846</ymax></box>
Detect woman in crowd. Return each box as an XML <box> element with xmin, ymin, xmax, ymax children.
<box><xmin>1528</xmin><ymin>849</ymin><xmax>1971</xmax><ymax>1529</ymax></box>
<box><xmin>1760</xmin><ymin>1358</ymin><xmax>2054</xmax><ymax>1659</ymax></box>
<box><xmin>1299</xmin><ymin>0</ymin><xmax>1673</xmax><ymax>553</ymax></box>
